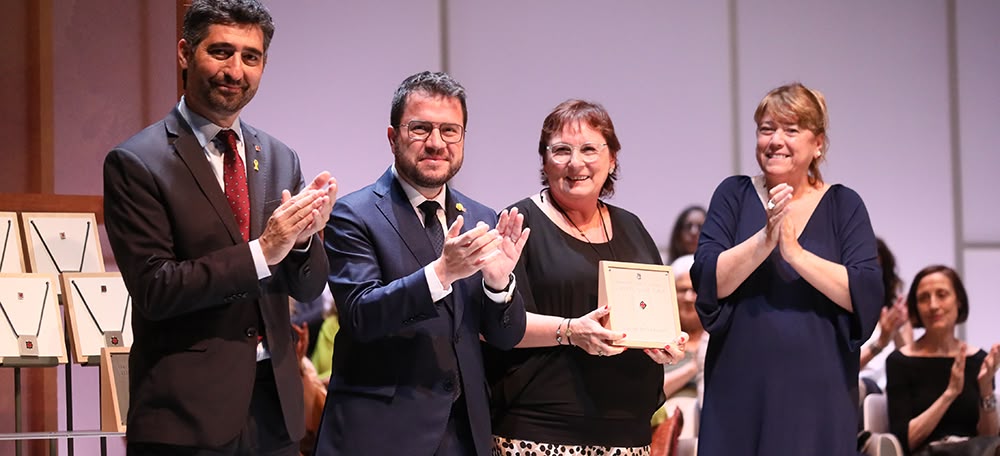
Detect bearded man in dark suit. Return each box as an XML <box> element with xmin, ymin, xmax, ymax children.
<box><xmin>313</xmin><ymin>71</ymin><xmax>530</xmax><ymax>455</ymax></box>
<box><xmin>103</xmin><ymin>1</ymin><xmax>335</xmax><ymax>454</ymax></box>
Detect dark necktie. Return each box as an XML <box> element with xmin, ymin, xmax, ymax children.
<box><xmin>218</xmin><ymin>129</ymin><xmax>250</xmax><ymax>242</ymax></box>
<box><xmin>418</xmin><ymin>200</ymin><xmax>444</xmax><ymax>255</ymax></box>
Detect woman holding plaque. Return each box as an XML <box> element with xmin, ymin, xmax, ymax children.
<box><xmin>692</xmin><ymin>83</ymin><xmax>882</xmax><ymax>455</ymax></box>
<box><xmin>485</xmin><ymin>99</ymin><xmax>686</xmax><ymax>456</ymax></box>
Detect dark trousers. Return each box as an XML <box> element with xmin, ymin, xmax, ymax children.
<box><xmin>127</xmin><ymin>359</ymin><xmax>297</xmax><ymax>456</ymax></box>
<box><xmin>435</xmin><ymin>395</ymin><xmax>476</xmax><ymax>456</ymax></box>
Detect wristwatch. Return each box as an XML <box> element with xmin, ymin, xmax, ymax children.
<box><xmin>982</xmin><ymin>394</ymin><xmax>997</xmax><ymax>411</ymax></box>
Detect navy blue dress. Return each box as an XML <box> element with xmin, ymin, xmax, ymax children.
<box><xmin>692</xmin><ymin>176</ymin><xmax>882</xmax><ymax>455</ymax></box>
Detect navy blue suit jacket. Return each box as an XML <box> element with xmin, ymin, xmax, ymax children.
<box><xmin>314</xmin><ymin>168</ymin><xmax>526</xmax><ymax>455</ymax></box>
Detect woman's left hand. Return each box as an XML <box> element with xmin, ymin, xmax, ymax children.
<box><xmin>644</xmin><ymin>332</ymin><xmax>689</xmax><ymax>365</ymax></box>
<box><xmin>978</xmin><ymin>343</ymin><xmax>1000</xmax><ymax>393</ymax></box>
<box><xmin>778</xmin><ymin>216</ymin><xmax>804</xmax><ymax>264</ymax></box>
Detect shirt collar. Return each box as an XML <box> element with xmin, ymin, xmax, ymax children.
<box><xmin>391</xmin><ymin>165</ymin><xmax>447</xmax><ymax>210</ymax></box>
<box><xmin>177</xmin><ymin>96</ymin><xmax>244</xmax><ymax>150</ymax></box>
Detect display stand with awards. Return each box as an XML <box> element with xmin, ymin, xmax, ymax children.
<box><xmin>0</xmin><ymin>212</ymin><xmax>26</xmax><ymax>273</ymax></box>
<box><xmin>62</xmin><ymin>273</ymin><xmax>133</xmax><ymax>365</ymax></box>
<box><xmin>21</xmin><ymin>212</ymin><xmax>104</xmax><ymax>295</ymax></box>
<box><xmin>99</xmin><ymin>346</ymin><xmax>129</xmax><ymax>433</ymax></box>
<box><xmin>0</xmin><ymin>273</ymin><xmax>67</xmax><ymax>366</ymax></box>
<box><xmin>598</xmin><ymin>260</ymin><xmax>681</xmax><ymax>349</ymax></box>
<box><xmin>0</xmin><ymin>197</ymin><xmax>125</xmax><ymax>453</ymax></box>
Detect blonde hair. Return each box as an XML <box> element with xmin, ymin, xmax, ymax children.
<box><xmin>753</xmin><ymin>83</ymin><xmax>830</xmax><ymax>186</ymax></box>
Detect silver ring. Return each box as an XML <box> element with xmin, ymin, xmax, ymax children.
<box><xmin>766</xmin><ymin>199</ymin><xmax>776</xmax><ymax>210</ymax></box>
<box><xmin>597</xmin><ymin>349</ymin><xmax>605</xmax><ymax>356</ymax></box>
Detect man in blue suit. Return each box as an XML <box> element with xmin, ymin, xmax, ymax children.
<box><xmin>314</xmin><ymin>71</ymin><xmax>529</xmax><ymax>455</ymax></box>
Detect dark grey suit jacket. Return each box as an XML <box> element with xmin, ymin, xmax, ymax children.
<box><xmin>313</xmin><ymin>168</ymin><xmax>526</xmax><ymax>455</ymax></box>
<box><xmin>103</xmin><ymin>107</ymin><xmax>327</xmax><ymax>448</ymax></box>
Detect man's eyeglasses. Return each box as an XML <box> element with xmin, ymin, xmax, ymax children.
<box><xmin>397</xmin><ymin>120</ymin><xmax>465</xmax><ymax>144</ymax></box>
<box><xmin>545</xmin><ymin>143</ymin><xmax>607</xmax><ymax>165</ymax></box>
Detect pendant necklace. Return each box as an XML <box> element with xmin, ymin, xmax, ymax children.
<box><xmin>0</xmin><ymin>281</ymin><xmax>50</xmax><ymax>356</ymax></box>
<box><xmin>544</xmin><ymin>189</ymin><xmax>617</xmax><ymax>260</ymax></box>
<box><xmin>70</xmin><ymin>279</ymin><xmax>130</xmax><ymax>348</ymax></box>
<box><xmin>30</xmin><ymin>220</ymin><xmax>91</xmax><ymax>273</ymax></box>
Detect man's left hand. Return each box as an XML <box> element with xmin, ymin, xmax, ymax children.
<box><xmin>481</xmin><ymin>207</ymin><xmax>530</xmax><ymax>290</ymax></box>
<box><xmin>295</xmin><ymin>171</ymin><xmax>338</xmax><ymax>247</ymax></box>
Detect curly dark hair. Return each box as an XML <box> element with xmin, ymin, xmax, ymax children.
<box><xmin>875</xmin><ymin>237</ymin><xmax>902</xmax><ymax>308</ymax></box>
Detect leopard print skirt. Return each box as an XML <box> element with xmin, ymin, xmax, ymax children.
<box><xmin>492</xmin><ymin>436</ymin><xmax>651</xmax><ymax>456</ymax></box>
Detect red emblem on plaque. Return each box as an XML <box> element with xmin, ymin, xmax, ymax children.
<box><xmin>17</xmin><ymin>292</ymin><xmax>24</xmax><ymax>300</ymax></box>
<box><xmin>111</xmin><ymin>336</ymin><xmax>120</xmax><ymax>345</ymax></box>
<box><xmin>59</xmin><ymin>232</ymin><xmax>67</xmax><ymax>240</ymax></box>
<box><xmin>25</xmin><ymin>340</ymin><xmax>33</xmax><ymax>349</ymax></box>
<box><xmin>639</xmin><ymin>301</ymin><xmax>647</xmax><ymax>310</ymax></box>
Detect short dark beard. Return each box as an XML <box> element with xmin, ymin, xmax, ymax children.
<box><xmin>393</xmin><ymin>142</ymin><xmax>462</xmax><ymax>190</ymax></box>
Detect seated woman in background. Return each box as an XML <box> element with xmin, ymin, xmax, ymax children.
<box><xmin>652</xmin><ymin>254</ymin><xmax>707</xmax><ymax>429</ymax></box>
<box><xmin>860</xmin><ymin>237</ymin><xmax>913</xmax><ymax>398</ymax></box>
<box><xmin>665</xmin><ymin>206</ymin><xmax>705</xmax><ymax>263</ymax></box>
<box><xmin>886</xmin><ymin>265</ymin><xmax>999</xmax><ymax>455</ymax></box>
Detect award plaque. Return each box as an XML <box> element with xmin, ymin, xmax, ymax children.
<box><xmin>0</xmin><ymin>273</ymin><xmax>68</xmax><ymax>365</ymax></box>
<box><xmin>21</xmin><ymin>212</ymin><xmax>104</xmax><ymax>295</ymax></box>
<box><xmin>598</xmin><ymin>261</ymin><xmax>680</xmax><ymax>349</ymax></box>
<box><xmin>62</xmin><ymin>272</ymin><xmax>134</xmax><ymax>364</ymax></box>
<box><xmin>100</xmin><ymin>346</ymin><xmax>130</xmax><ymax>432</ymax></box>
<box><xmin>0</xmin><ymin>212</ymin><xmax>26</xmax><ymax>273</ymax></box>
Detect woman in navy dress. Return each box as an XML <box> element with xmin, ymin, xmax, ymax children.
<box><xmin>692</xmin><ymin>83</ymin><xmax>883</xmax><ymax>455</ymax></box>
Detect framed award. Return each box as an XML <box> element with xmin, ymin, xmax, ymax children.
<box><xmin>0</xmin><ymin>273</ymin><xmax>68</xmax><ymax>365</ymax></box>
<box><xmin>100</xmin><ymin>346</ymin><xmax>130</xmax><ymax>433</ymax></box>
<box><xmin>0</xmin><ymin>212</ymin><xmax>26</xmax><ymax>273</ymax></box>
<box><xmin>21</xmin><ymin>212</ymin><xmax>104</xmax><ymax>295</ymax></box>
<box><xmin>598</xmin><ymin>260</ymin><xmax>680</xmax><ymax>349</ymax></box>
<box><xmin>62</xmin><ymin>272</ymin><xmax>133</xmax><ymax>364</ymax></box>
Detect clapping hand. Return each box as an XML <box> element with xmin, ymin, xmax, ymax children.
<box><xmin>979</xmin><ymin>343</ymin><xmax>999</xmax><ymax>395</ymax></box>
<box><xmin>432</xmin><ymin>216</ymin><xmax>501</xmax><ymax>289</ymax></box>
<box><xmin>295</xmin><ymin>171</ymin><xmax>338</xmax><ymax>245</ymax></box>
<box><xmin>946</xmin><ymin>343</ymin><xmax>967</xmax><ymax>400</ymax></box>
<box><xmin>260</xmin><ymin>185</ymin><xmax>330</xmax><ymax>265</ymax></box>
<box><xmin>481</xmin><ymin>207</ymin><xmax>530</xmax><ymax>291</ymax></box>
<box><xmin>764</xmin><ymin>183</ymin><xmax>793</xmax><ymax>249</ymax></box>
<box><xmin>878</xmin><ymin>298</ymin><xmax>908</xmax><ymax>345</ymax></box>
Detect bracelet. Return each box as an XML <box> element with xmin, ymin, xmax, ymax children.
<box><xmin>566</xmin><ymin>319</ymin><xmax>574</xmax><ymax>346</ymax></box>
<box><xmin>555</xmin><ymin>319</ymin><xmax>566</xmax><ymax>346</ymax></box>
<box><xmin>982</xmin><ymin>394</ymin><xmax>997</xmax><ymax>411</ymax></box>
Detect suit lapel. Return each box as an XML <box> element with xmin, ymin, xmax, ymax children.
<box><xmin>166</xmin><ymin>109</ymin><xmax>243</xmax><ymax>244</ymax></box>
<box><xmin>242</xmin><ymin>125</ymin><xmax>267</xmax><ymax>239</ymax></box>
<box><xmin>373</xmin><ymin>169</ymin><xmax>439</xmax><ymax>267</ymax></box>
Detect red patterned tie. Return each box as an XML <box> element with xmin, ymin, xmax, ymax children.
<box><xmin>218</xmin><ymin>129</ymin><xmax>250</xmax><ymax>242</ymax></box>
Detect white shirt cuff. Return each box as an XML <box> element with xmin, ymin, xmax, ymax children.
<box><xmin>249</xmin><ymin>239</ymin><xmax>272</xmax><ymax>280</ymax></box>
<box><xmin>483</xmin><ymin>274</ymin><xmax>516</xmax><ymax>303</ymax></box>
<box><xmin>423</xmin><ymin>263</ymin><xmax>453</xmax><ymax>302</ymax></box>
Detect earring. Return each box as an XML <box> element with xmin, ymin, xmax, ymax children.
<box><xmin>816</xmin><ymin>150</ymin><xmax>822</xmax><ymax>158</ymax></box>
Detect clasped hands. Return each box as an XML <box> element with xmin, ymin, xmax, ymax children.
<box><xmin>260</xmin><ymin>171</ymin><xmax>338</xmax><ymax>265</ymax></box>
<box><xmin>432</xmin><ymin>207</ymin><xmax>530</xmax><ymax>291</ymax></box>
<box><xmin>569</xmin><ymin>306</ymin><xmax>687</xmax><ymax>365</ymax></box>
<box><xmin>764</xmin><ymin>182</ymin><xmax>804</xmax><ymax>262</ymax></box>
